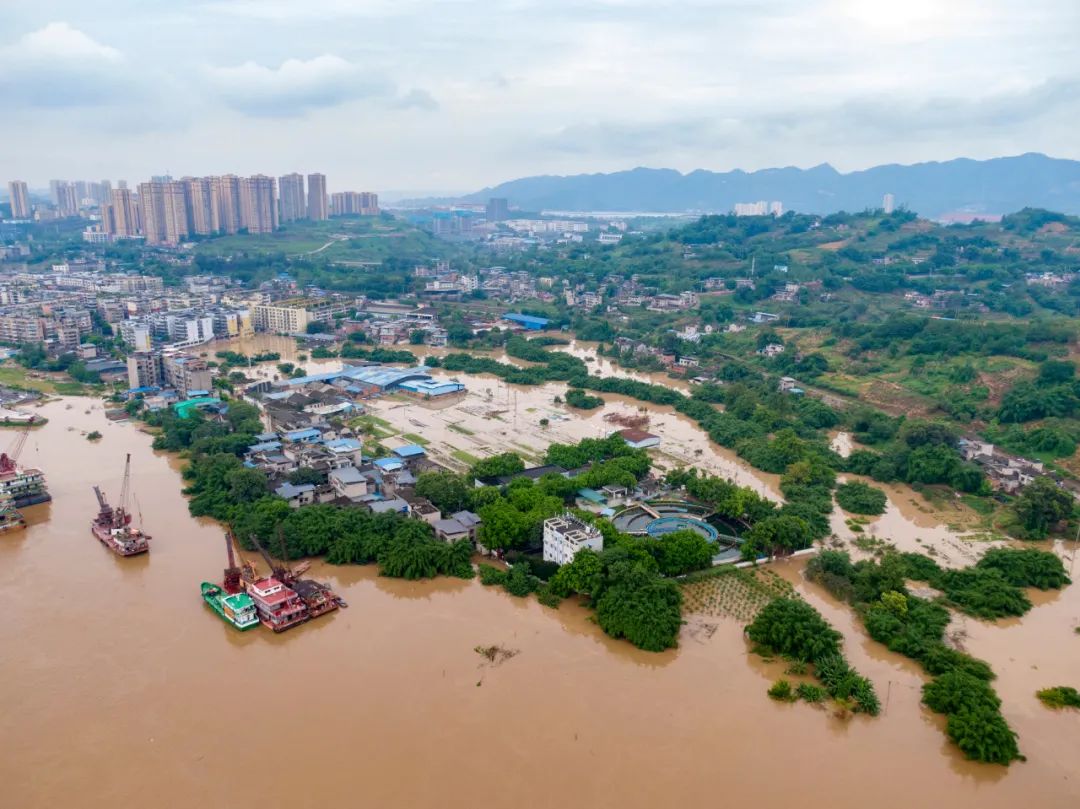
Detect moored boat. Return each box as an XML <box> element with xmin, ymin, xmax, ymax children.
<box><xmin>201</xmin><ymin>582</ymin><xmax>259</xmax><ymax>630</ymax></box>
<box><xmin>245</xmin><ymin>576</ymin><xmax>309</xmax><ymax>632</ymax></box>
<box><xmin>91</xmin><ymin>454</ymin><xmax>149</xmax><ymax>556</ymax></box>
<box><xmin>0</xmin><ymin>494</ymin><xmax>26</xmax><ymax>533</ymax></box>
<box><xmin>0</xmin><ymin>422</ymin><xmax>50</xmax><ymax>508</ymax></box>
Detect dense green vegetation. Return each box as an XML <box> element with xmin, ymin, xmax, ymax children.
<box><xmin>564</xmin><ymin>388</ymin><xmax>604</xmax><ymax>409</ymax></box>
<box><xmin>834</xmin><ymin>481</ymin><xmax>888</xmax><ymax>515</ymax></box>
<box><xmin>746</xmin><ymin>598</ymin><xmax>880</xmax><ymax>715</ymax></box>
<box><xmin>802</xmin><ymin>548</ymin><xmax>1067</xmax><ymax>764</ymax></box>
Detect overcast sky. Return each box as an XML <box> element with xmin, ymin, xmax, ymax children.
<box><xmin>2</xmin><ymin>1</ymin><xmax>1078</xmax><ymax>196</ymax></box>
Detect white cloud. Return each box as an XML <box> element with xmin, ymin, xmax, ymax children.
<box><xmin>5</xmin><ymin>21</ymin><xmax>123</xmax><ymax>63</ymax></box>
<box><xmin>2</xmin><ymin>1</ymin><xmax>1080</xmax><ymax>189</ymax></box>
<box><xmin>204</xmin><ymin>54</ymin><xmax>433</xmax><ymax>117</ymax></box>
<box><xmin>0</xmin><ymin>22</ymin><xmax>137</xmax><ymax>109</ymax></box>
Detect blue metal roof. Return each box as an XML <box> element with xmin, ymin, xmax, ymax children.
<box><xmin>326</xmin><ymin>438</ymin><xmax>363</xmax><ymax>452</ymax></box>
<box><xmin>399</xmin><ymin>379</ymin><xmax>465</xmax><ymax>396</ymax></box>
<box><xmin>373</xmin><ymin>457</ymin><xmax>404</xmax><ymax>470</ymax></box>
<box><xmin>247</xmin><ymin>441</ymin><xmax>282</xmax><ymax>453</ymax></box>
<box><xmin>393</xmin><ymin>444</ymin><xmax>426</xmax><ymax>458</ymax></box>
<box><xmin>281</xmin><ymin>364</ymin><xmax>434</xmax><ymax>390</ymax></box>
<box><xmin>503</xmin><ymin>313</ymin><xmax>550</xmax><ymax>328</ymax></box>
<box><xmin>283</xmin><ymin>428</ymin><xmax>322</xmax><ymax>442</ymax></box>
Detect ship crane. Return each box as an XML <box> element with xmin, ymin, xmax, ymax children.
<box><xmin>0</xmin><ymin>422</ymin><xmax>32</xmax><ymax>475</ymax></box>
<box><xmin>119</xmin><ymin>453</ymin><xmax>133</xmax><ymax>515</ymax></box>
<box><xmin>249</xmin><ymin>532</ymin><xmax>293</xmax><ymax>585</ymax></box>
<box><xmin>223</xmin><ymin>531</ymin><xmax>242</xmax><ymax>594</ymax></box>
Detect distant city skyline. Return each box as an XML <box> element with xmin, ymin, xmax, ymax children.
<box><xmin>1</xmin><ymin>3</ymin><xmax>1078</xmax><ymax>192</ymax></box>
<box><xmin>7</xmin><ymin>170</ymin><xmax>379</xmax><ymax>243</ymax></box>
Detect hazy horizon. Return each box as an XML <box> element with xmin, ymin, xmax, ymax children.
<box><xmin>2</xmin><ymin>2</ymin><xmax>1078</xmax><ymax>192</ymax></box>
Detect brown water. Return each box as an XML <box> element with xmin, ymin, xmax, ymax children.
<box><xmin>2</xmin><ymin>399</ymin><xmax>1079</xmax><ymax>808</ymax></box>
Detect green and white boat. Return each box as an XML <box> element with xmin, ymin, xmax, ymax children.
<box><xmin>201</xmin><ymin>582</ymin><xmax>259</xmax><ymax>631</ymax></box>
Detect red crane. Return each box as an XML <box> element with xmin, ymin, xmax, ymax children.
<box><xmin>0</xmin><ymin>422</ymin><xmax>32</xmax><ymax>475</ymax></box>
<box><xmin>223</xmin><ymin>531</ymin><xmax>242</xmax><ymax>594</ymax></box>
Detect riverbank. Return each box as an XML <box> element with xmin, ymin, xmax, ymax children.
<box><xmin>3</xmin><ymin>399</ymin><xmax>1079</xmax><ymax>808</ymax></box>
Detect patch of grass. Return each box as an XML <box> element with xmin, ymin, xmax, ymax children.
<box><xmin>451</xmin><ymin>449</ymin><xmax>480</xmax><ymax>466</ymax></box>
<box><xmin>448</xmin><ymin>423</ymin><xmax>474</xmax><ymax>436</ymax></box>
<box><xmin>960</xmin><ymin>495</ymin><xmax>996</xmax><ymax>516</ymax></box>
<box><xmin>401</xmin><ymin>433</ymin><xmax>430</xmax><ymax>446</ymax></box>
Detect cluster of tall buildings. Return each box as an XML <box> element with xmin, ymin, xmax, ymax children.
<box><xmin>7</xmin><ymin>172</ymin><xmax>380</xmax><ymax>245</ymax></box>
<box><xmin>102</xmin><ymin>174</ymin><xmax>285</xmax><ymax>245</ymax></box>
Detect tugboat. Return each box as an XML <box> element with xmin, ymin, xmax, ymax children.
<box><xmin>0</xmin><ymin>421</ymin><xmax>50</xmax><ymax>508</ymax></box>
<box><xmin>91</xmin><ymin>454</ymin><xmax>149</xmax><ymax>556</ymax></box>
<box><xmin>201</xmin><ymin>582</ymin><xmax>259</xmax><ymax>630</ymax></box>
<box><xmin>201</xmin><ymin>533</ymin><xmax>260</xmax><ymax>630</ymax></box>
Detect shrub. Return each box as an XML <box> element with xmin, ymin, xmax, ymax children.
<box><xmin>536</xmin><ymin>585</ymin><xmax>563</xmax><ymax>609</ymax></box>
<box><xmin>975</xmin><ymin>548</ymin><xmax>1071</xmax><ymax>590</ymax></box>
<box><xmin>768</xmin><ymin>679</ymin><xmax>796</xmax><ymax>702</ymax></box>
<box><xmin>835</xmin><ymin>481</ymin><xmax>888</xmax><ymax>515</ymax></box>
<box><xmin>923</xmin><ymin>670</ymin><xmax>1002</xmax><ymax>715</ymax></box>
<box><xmin>945</xmin><ymin>706</ymin><xmax>1021</xmax><ymax>765</ymax></box>
<box><xmin>504</xmin><ymin>562</ymin><xmax>538</xmax><ymax>597</ymax></box>
<box><xmin>745</xmin><ymin>598</ymin><xmax>842</xmax><ymax>663</ymax></box>
<box><xmin>796</xmin><ymin>682</ymin><xmax>827</xmax><ymax>703</ymax></box>
<box><xmin>938</xmin><ymin>568</ymin><xmax>1032</xmax><ymax>619</ymax></box>
<box><xmin>478</xmin><ymin>564</ymin><xmax>508</xmax><ymax>586</ymax></box>
<box><xmin>1035</xmin><ymin>686</ymin><xmax>1080</xmax><ymax>709</ymax></box>
<box><xmin>565</xmin><ymin>388</ymin><xmax>604</xmax><ymax>410</ymax></box>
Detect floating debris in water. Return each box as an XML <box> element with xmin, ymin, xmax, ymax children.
<box><xmin>474</xmin><ymin>644</ymin><xmax>519</xmax><ymax>666</ymax></box>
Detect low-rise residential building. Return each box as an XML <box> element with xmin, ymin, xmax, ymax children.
<box><xmin>619</xmin><ymin>428</ymin><xmax>661</xmax><ymax>449</ymax></box>
<box><xmin>328</xmin><ymin>466</ymin><xmax>369</xmax><ymax>501</ymax></box>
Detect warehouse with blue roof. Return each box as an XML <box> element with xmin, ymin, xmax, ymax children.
<box><xmin>502</xmin><ymin>313</ymin><xmax>550</xmax><ymax>330</ymax></box>
<box><xmin>276</xmin><ymin>364</ymin><xmax>436</xmax><ymax>391</ymax></box>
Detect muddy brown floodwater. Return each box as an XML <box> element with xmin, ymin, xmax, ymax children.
<box><xmin>10</xmin><ymin>397</ymin><xmax>1077</xmax><ymax>808</ymax></box>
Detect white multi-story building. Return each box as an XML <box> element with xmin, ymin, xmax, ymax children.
<box><xmin>542</xmin><ymin>513</ymin><xmax>603</xmax><ymax>566</ymax></box>
<box><xmin>253</xmin><ymin>298</ymin><xmax>350</xmax><ymax>334</ymax></box>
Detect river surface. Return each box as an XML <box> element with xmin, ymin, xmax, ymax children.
<box><xmin>2</xmin><ymin>398</ymin><xmax>1079</xmax><ymax>808</ymax></box>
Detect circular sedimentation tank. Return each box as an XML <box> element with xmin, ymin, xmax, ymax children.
<box><xmin>645</xmin><ymin>515</ymin><xmax>719</xmax><ymax>542</ymax></box>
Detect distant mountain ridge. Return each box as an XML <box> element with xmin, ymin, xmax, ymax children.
<box><xmin>450</xmin><ymin>153</ymin><xmax>1080</xmax><ymax>218</ymax></box>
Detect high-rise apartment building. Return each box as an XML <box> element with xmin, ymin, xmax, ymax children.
<box><xmin>279</xmin><ymin>173</ymin><xmax>305</xmax><ymax>223</ymax></box>
<box><xmin>7</xmin><ymin>181</ymin><xmax>31</xmax><ymax>219</ymax></box>
<box><xmin>139</xmin><ymin>181</ymin><xmax>189</xmax><ymax>245</ymax></box>
<box><xmin>56</xmin><ymin>183</ymin><xmax>79</xmax><ymax>217</ymax></box>
<box><xmin>182</xmin><ymin>177</ymin><xmax>214</xmax><ymax>236</ymax></box>
<box><xmin>306</xmin><ymin>173</ymin><xmax>328</xmax><ymax>220</ymax></box>
<box><xmin>210</xmin><ymin>175</ymin><xmax>242</xmax><ymax>235</ymax></box>
<box><xmin>331</xmin><ymin>191</ymin><xmax>380</xmax><ymax>216</ymax></box>
<box><xmin>486</xmin><ymin>197</ymin><xmax>509</xmax><ymax>222</ymax></box>
<box><xmin>163</xmin><ymin>181</ymin><xmax>189</xmax><ymax>243</ymax></box>
<box><xmin>102</xmin><ymin>187</ymin><xmax>139</xmax><ymax>239</ymax></box>
<box><xmin>239</xmin><ymin>175</ymin><xmax>278</xmax><ymax>234</ymax></box>
<box><xmin>883</xmin><ymin>193</ymin><xmax>895</xmax><ymax>215</ymax></box>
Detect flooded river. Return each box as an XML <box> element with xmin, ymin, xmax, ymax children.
<box><xmin>2</xmin><ymin>398</ymin><xmax>1079</xmax><ymax>808</ymax></box>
